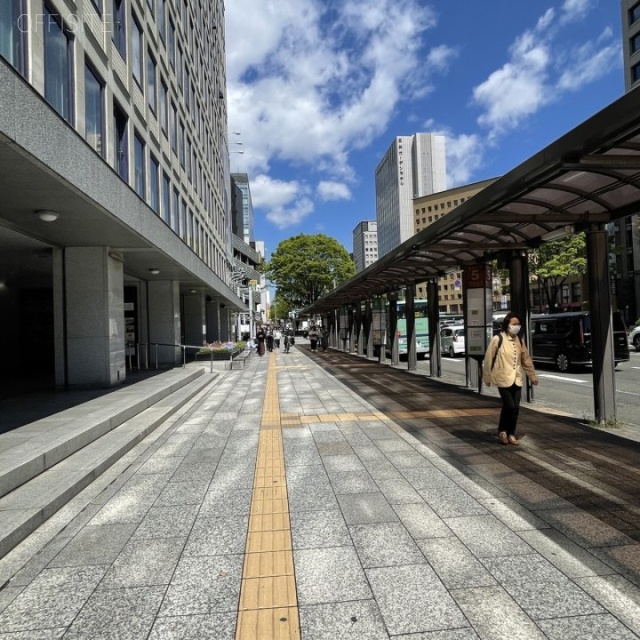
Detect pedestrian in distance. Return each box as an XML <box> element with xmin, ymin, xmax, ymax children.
<box><xmin>256</xmin><ymin>326</ymin><xmax>266</xmax><ymax>357</ymax></box>
<box><xmin>274</xmin><ymin>328</ymin><xmax>281</xmax><ymax>349</ymax></box>
<box><xmin>308</xmin><ymin>326</ymin><xmax>320</xmax><ymax>352</ymax></box>
<box><xmin>320</xmin><ymin>326</ymin><xmax>329</xmax><ymax>352</ymax></box>
<box><xmin>482</xmin><ymin>312</ymin><xmax>538</xmax><ymax>446</ymax></box>
<box><xmin>266</xmin><ymin>330</ymin><xmax>274</xmax><ymax>352</ymax></box>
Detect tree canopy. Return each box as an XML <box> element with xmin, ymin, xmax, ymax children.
<box><xmin>529</xmin><ymin>233</ymin><xmax>587</xmax><ymax>311</ymax></box>
<box><xmin>266</xmin><ymin>234</ymin><xmax>355</xmax><ymax>309</ymax></box>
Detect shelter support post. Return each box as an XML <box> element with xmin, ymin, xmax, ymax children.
<box><xmin>406</xmin><ymin>285</ymin><xmax>417</xmax><ymax>371</ymax></box>
<box><xmin>357</xmin><ymin>302</ymin><xmax>364</xmax><ymax>356</ymax></box>
<box><xmin>586</xmin><ymin>227</ymin><xmax>617</xmax><ymax>424</ymax></box>
<box><xmin>389</xmin><ymin>293</ymin><xmax>399</xmax><ymax>366</ymax></box>
<box><xmin>349</xmin><ymin>306</ymin><xmax>357</xmax><ymax>353</ymax></box>
<box><xmin>427</xmin><ymin>278</ymin><xmax>441</xmax><ymax>377</ymax></box>
<box><xmin>505</xmin><ymin>250</ymin><xmax>533</xmax><ymax>402</ymax></box>
<box><xmin>365</xmin><ymin>299</ymin><xmax>374</xmax><ymax>359</ymax></box>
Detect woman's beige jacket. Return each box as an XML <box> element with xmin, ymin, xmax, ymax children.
<box><xmin>482</xmin><ymin>332</ymin><xmax>538</xmax><ymax>388</ymax></box>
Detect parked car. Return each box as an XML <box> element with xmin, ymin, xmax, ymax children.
<box><xmin>630</xmin><ymin>325</ymin><xmax>640</xmax><ymax>351</ymax></box>
<box><xmin>440</xmin><ymin>325</ymin><xmax>465</xmax><ymax>357</ymax></box>
<box><xmin>530</xmin><ymin>311</ymin><xmax>629</xmax><ymax>371</ymax></box>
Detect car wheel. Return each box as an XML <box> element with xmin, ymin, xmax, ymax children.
<box><xmin>448</xmin><ymin>346</ymin><xmax>455</xmax><ymax>358</ymax></box>
<box><xmin>634</xmin><ymin>335</ymin><xmax>640</xmax><ymax>352</ymax></box>
<box><xmin>556</xmin><ymin>352</ymin><xmax>570</xmax><ymax>372</ymax></box>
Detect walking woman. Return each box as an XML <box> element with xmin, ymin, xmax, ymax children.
<box><xmin>483</xmin><ymin>313</ymin><xmax>538</xmax><ymax>445</ymax></box>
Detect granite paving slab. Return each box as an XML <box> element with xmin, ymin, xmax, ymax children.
<box><xmin>147</xmin><ymin>613</ymin><xmax>236</xmax><ymax>640</ymax></box>
<box><xmin>199</xmin><ymin>489</ymin><xmax>253</xmax><ymax>517</ymax></box>
<box><xmin>375</xmin><ymin>478</ymin><xmax>423</xmax><ymax>504</ymax></box>
<box><xmin>0</xmin><ymin>629</ymin><xmax>66</xmax><ymax>639</ymax></box>
<box><xmin>329</xmin><ymin>471</ymin><xmax>379</xmax><ymax>495</ymax></box>
<box><xmin>99</xmin><ymin>538</ymin><xmax>185</xmax><ymax>588</ymax></box>
<box><xmin>392</xmin><ymin>630</ymin><xmax>479</xmax><ymax>640</ymax></box>
<box><xmin>323</xmin><ymin>455</ymin><xmax>367</xmax><ymax>474</ymax></box>
<box><xmin>366</xmin><ymin>563</ymin><xmax>468</xmax><ymax>636</ymax></box>
<box><xmin>536</xmin><ymin>614</ymin><xmax>640</xmax><ymax>640</ymax></box>
<box><xmin>478</xmin><ymin>496</ymin><xmax>550</xmax><ymax>531</ymax></box>
<box><xmin>349</xmin><ymin>522</ymin><xmax>425</xmax><ymax>568</ymax></box>
<box><xmin>294</xmin><ymin>547</ymin><xmax>372</xmax><ymax>605</ymax></box>
<box><xmin>298</xmin><ymin>599</ymin><xmax>389</xmax><ymax>640</ymax></box>
<box><xmin>131</xmin><ymin>505</ymin><xmax>199</xmax><ymax>539</ymax></box>
<box><xmin>158</xmin><ymin>555</ymin><xmax>244</xmax><ymax>617</ymax></box>
<box><xmin>337</xmin><ymin>493</ymin><xmax>398</xmax><ymax>525</ymax></box>
<box><xmin>183</xmin><ymin>515</ymin><xmax>248</xmax><ymax>556</ymax></box>
<box><xmin>589</xmin><ymin>544</ymin><xmax>640</xmax><ymax>588</ymax></box>
<box><xmin>290</xmin><ymin>510</ymin><xmax>352</xmax><ymax>549</ymax></box>
<box><xmin>153</xmin><ymin>480</ymin><xmax>210</xmax><ymax>507</ymax></box>
<box><xmin>62</xmin><ymin>586</ymin><xmax>165</xmax><ymax>640</ymax></box>
<box><xmin>419</xmin><ymin>486</ymin><xmax>490</xmax><ymax>519</ymax></box>
<box><xmin>417</xmin><ymin>537</ymin><xmax>497</xmax><ymax>589</ymax></box>
<box><xmin>392</xmin><ymin>502</ymin><xmax>452</xmax><ymax>540</ymax></box>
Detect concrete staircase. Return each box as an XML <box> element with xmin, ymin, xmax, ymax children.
<box><xmin>0</xmin><ymin>367</ymin><xmax>219</xmax><ymax>558</ymax></box>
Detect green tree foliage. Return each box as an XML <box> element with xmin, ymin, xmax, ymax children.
<box><xmin>529</xmin><ymin>233</ymin><xmax>587</xmax><ymax>311</ymax></box>
<box><xmin>266</xmin><ymin>234</ymin><xmax>356</xmax><ymax>308</ymax></box>
<box><xmin>270</xmin><ymin>296</ymin><xmax>291</xmax><ymax>322</ymax></box>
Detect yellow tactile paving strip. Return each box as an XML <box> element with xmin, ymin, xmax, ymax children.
<box><xmin>236</xmin><ymin>352</ymin><xmax>301</xmax><ymax>640</ymax></box>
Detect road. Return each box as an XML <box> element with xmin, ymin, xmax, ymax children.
<box><xmin>411</xmin><ymin>349</ymin><xmax>640</xmax><ymax>428</ymax></box>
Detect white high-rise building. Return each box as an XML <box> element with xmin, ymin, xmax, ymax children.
<box><xmin>353</xmin><ymin>221</ymin><xmax>378</xmax><ymax>272</ymax></box>
<box><xmin>375</xmin><ymin>133</ymin><xmax>447</xmax><ymax>257</ymax></box>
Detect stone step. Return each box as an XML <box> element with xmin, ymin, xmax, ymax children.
<box><xmin>0</xmin><ymin>372</ymin><xmax>218</xmax><ymax>558</ymax></box>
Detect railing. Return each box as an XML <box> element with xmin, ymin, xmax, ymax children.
<box><xmin>127</xmin><ymin>342</ymin><xmax>239</xmax><ymax>374</ymax></box>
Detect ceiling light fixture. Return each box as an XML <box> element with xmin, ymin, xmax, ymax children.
<box><xmin>148</xmin><ymin>268</ymin><xmax>160</xmax><ymax>275</ymax></box>
<box><xmin>36</xmin><ymin>209</ymin><xmax>60</xmax><ymax>222</ymax></box>
<box><xmin>540</xmin><ymin>225</ymin><xmax>575</xmax><ymax>242</ymax></box>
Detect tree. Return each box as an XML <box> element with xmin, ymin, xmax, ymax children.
<box><xmin>266</xmin><ymin>234</ymin><xmax>356</xmax><ymax>308</ymax></box>
<box><xmin>269</xmin><ymin>296</ymin><xmax>291</xmax><ymax>322</ymax></box>
<box><xmin>529</xmin><ymin>233</ymin><xmax>587</xmax><ymax>311</ymax></box>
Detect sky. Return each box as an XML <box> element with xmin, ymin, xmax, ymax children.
<box><xmin>224</xmin><ymin>0</ymin><xmax>624</xmax><ymax>258</ymax></box>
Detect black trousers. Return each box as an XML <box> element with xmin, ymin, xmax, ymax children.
<box><xmin>497</xmin><ymin>383</ymin><xmax>522</xmax><ymax>435</ymax></box>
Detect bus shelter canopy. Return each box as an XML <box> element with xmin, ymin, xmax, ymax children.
<box><xmin>307</xmin><ymin>87</ymin><xmax>640</xmax><ymax>313</ymax></box>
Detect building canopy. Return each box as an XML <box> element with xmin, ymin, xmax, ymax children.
<box><xmin>307</xmin><ymin>87</ymin><xmax>640</xmax><ymax>312</ymax></box>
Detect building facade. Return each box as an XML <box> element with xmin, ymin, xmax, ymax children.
<box><xmin>230</xmin><ymin>172</ymin><xmax>254</xmax><ymax>244</ymax></box>
<box><xmin>414</xmin><ymin>179</ymin><xmax>498</xmax><ymax>313</ymax></box>
<box><xmin>0</xmin><ymin>0</ymin><xmax>244</xmax><ymax>389</ymax></box>
<box><xmin>352</xmin><ymin>220</ymin><xmax>378</xmax><ymax>272</ymax></box>
<box><xmin>617</xmin><ymin>1</ymin><xmax>640</xmax><ymax>323</ymax></box>
<box><xmin>375</xmin><ymin>133</ymin><xmax>446</xmax><ymax>257</ymax></box>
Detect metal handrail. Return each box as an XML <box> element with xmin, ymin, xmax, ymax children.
<box><xmin>129</xmin><ymin>342</ymin><xmax>245</xmax><ymax>373</ymax></box>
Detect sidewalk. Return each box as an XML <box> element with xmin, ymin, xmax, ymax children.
<box><xmin>1</xmin><ymin>344</ymin><xmax>640</xmax><ymax>638</ymax></box>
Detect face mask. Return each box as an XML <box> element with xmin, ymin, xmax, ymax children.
<box><xmin>508</xmin><ymin>325</ymin><xmax>521</xmax><ymax>335</ymax></box>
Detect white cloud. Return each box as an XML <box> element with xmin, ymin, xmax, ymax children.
<box><xmin>317</xmin><ymin>181</ymin><xmax>352</xmax><ymax>202</ymax></box>
<box><xmin>226</xmin><ymin>0</ymin><xmax>449</xmax><ymax>225</ymax></box>
<box><xmin>444</xmin><ymin>133</ymin><xmax>486</xmax><ymax>187</ymax></box>
<box><xmin>472</xmin><ymin>1</ymin><xmax>614</xmax><ymax>141</ymax></box>
<box><xmin>250</xmin><ymin>175</ymin><xmax>315</xmax><ymax>229</ymax></box>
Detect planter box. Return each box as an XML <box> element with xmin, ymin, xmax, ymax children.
<box><xmin>195</xmin><ymin>351</ymin><xmax>240</xmax><ymax>361</ymax></box>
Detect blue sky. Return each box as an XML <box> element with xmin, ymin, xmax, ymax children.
<box><xmin>225</xmin><ymin>0</ymin><xmax>623</xmax><ymax>258</ymax></box>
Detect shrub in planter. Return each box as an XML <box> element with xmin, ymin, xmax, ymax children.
<box><xmin>195</xmin><ymin>341</ymin><xmax>247</xmax><ymax>360</ymax></box>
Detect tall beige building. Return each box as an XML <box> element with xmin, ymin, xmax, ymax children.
<box><xmin>414</xmin><ymin>179</ymin><xmax>498</xmax><ymax>313</ymax></box>
<box><xmin>0</xmin><ymin>1</ymin><xmax>242</xmax><ymax>388</ymax></box>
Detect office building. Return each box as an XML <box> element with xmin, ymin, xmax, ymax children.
<box><xmin>414</xmin><ymin>179</ymin><xmax>498</xmax><ymax>313</ymax></box>
<box><xmin>231</xmin><ymin>173</ymin><xmax>255</xmax><ymax>244</ymax></box>
<box><xmin>0</xmin><ymin>0</ymin><xmax>244</xmax><ymax>389</ymax></box>
<box><xmin>352</xmin><ymin>220</ymin><xmax>378</xmax><ymax>272</ymax></box>
<box><xmin>618</xmin><ymin>1</ymin><xmax>640</xmax><ymax>321</ymax></box>
<box><xmin>375</xmin><ymin>133</ymin><xmax>446</xmax><ymax>257</ymax></box>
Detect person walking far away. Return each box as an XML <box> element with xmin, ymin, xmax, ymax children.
<box><xmin>320</xmin><ymin>326</ymin><xmax>329</xmax><ymax>352</ymax></box>
<box><xmin>308</xmin><ymin>326</ymin><xmax>320</xmax><ymax>352</ymax></box>
<box><xmin>274</xmin><ymin>328</ymin><xmax>281</xmax><ymax>349</ymax></box>
<box><xmin>256</xmin><ymin>326</ymin><xmax>266</xmax><ymax>357</ymax></box>
<box><xmin>482</xmin><ymin>313</ymin><xmax>538</xmax><ymax>446</ymax></box>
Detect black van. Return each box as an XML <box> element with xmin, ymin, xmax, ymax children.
<box><xmin>530</xmin><ymin>311</ymin><xmax>629</xmax><ymax>371</ymax></box>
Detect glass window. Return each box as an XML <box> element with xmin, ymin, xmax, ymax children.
<box><xmin>149</xmin><ymin>154</ymin><xmax>159</xmax><ymax>212</ymax></box>
<box><xmin>0</xmin><ymin>0</ymin><xmax>25</xmax><ymax>74</ymax></box>
<box><xmin>90</xmin><ymin>0</ymin><xmax>103</xmax><ymax>14</ymax></box>
<box><xmin>633</xmin><ymin>61</ymin><xmax>640</xmax><ymax>84</ymax></box>
<box><xmin>84</xmin><ymin>63</ymin><xmax>104</xmax><ymax>157</ymax></box>
<box><xmin>147</xmin><ymin>50</ymin><xmax>156</xmax><ymax>112</ymax></box>
<box><xmin>147</xmin><ymin>0</ymin><xmax>154</xmax><ymax>15</ymax></box>
<box><xmin>172</xmin><ymin>188</ymin><xmax>179</xmax><ymax>233</ymax></box>
<box><xmin>43</xmin><ymin>6</ymin><xmax>73</xmax><ymax>124</ymax></box>
<box><xmin>158</xmin><ymin>0</ymin><xmax>166</xmax><ymax>42</ymax></box>
<box><xmin>179</xmin><ymin>119</ymin><xmax>185</xmax><ymax>168</ymax></box>
<box><xmin>177</xmin><ymin>45</ymin><xmax>183</xmax><ymax>90</ymax></box>
<box><xmin>630</xmin><ymin>2</ymin><xmax>640</xmax><ymax>25</ymax></box>
<box><xmin>180</xmin><ymin>199</ymin><xmax>187</xmax><ymax>241</ymax></box>
<box><xmin>170</xmin><ymin>101</ymin><xmax>177</xmax><ymax>152</ymax></box>
<box><xmin>134</xmin><ymin>132</ymin><xmax>145</xmax><ymax>198</ymax></box>
<box><xmin>112</xmin><ymin>0</ymin><xmax>126</xmax><ymax>58</ymax></box>
<box><xmin>162</xmin><ymin>173</ymin><xmax>170</xmax><ymax>223</ymax></box>
<box><xmin>114</xmin><ymin>102</ymin><xmax>128</xmax><ymax>181</ymax></box>
<box><xmin>168</xmin><ymin>18</ymin><xmax>175</xmax><ymax>68</ymax></box>
<box><xmin>159</xmin><ymin>80</ymin><xmax>168</xmax><ymax>134</ymax></box>
<box><xmin>131</xmin><ymin>15</ymin><xmax>143</xmax><ymax>86</ymax></box>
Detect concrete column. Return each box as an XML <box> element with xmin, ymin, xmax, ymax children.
<box><xmin>148</xmin><ymin>280</ymin><xmax>181</xmax><ymax>365</ymax></box>
<box><xmin>57</xmin><ymin>246</ymin><xmax>125</xmax><ymax>388</ymax></box>
<box><xmin>586</xmin><ymin>228</ymin><xmax>617</xmax><ymax>424</ymax></box>
<box><xmin>365</xmin><ymin>300</ymin><xmax>374</xmax><ymax>359</ymax></box>
<box><xmin>406</xmin><ymin>285</ymin><xmax>417</xmax><ymax>371</ymax></box>
<box><xmin>219</xmin><ymin>305</ymin><xmax>231</xmax><ymax>341</ymax></box>
<box><xmin>184</xmin><ymin>294</ymin><xmax>206</xmax><ymax>347</ymax></box>
<box><xmin>350</xmin><ymin>305</ymin><xmax>358</xmax><ymax>353</ymax></box>
<box><xmin>389</xmin><ymin>295</ymin><xmax>399</xmax><ymax>366</ymax></box>
<box><xmin>428</xmin><ymin>278</ymin><xmax>441</xmax><ymax>377</ymax></box>
<box><xmin>356</xmin><ymin>303</ymin><xmax>364</xmax><ymax>356</ymax></box>
<box><xmin>206</xmin><ymin>298</ymin><xmax>220</xmax><ymax>343</ymax></box>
